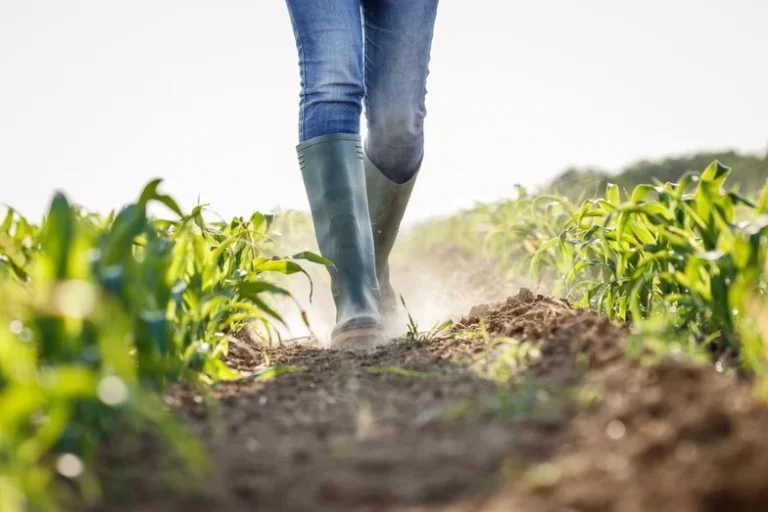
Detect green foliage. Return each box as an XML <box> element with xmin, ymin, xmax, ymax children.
<box><xmin>405</xmin><ymin>160</ymin><xmax>768</xmax><ymax>376</ymax></box>
<box><xmin>0</xmin><ymin>181</ymin><xmax>317</xmax><ymax>511</ymax></box>
<box><xmin>532</xmin><ymin>162</ymin><xmax>768</xmax><ymax>367</ymax></box>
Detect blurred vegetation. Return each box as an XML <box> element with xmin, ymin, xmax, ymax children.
<box><xmin>0</xmin><ymin>181</ymin><xmax>324</xmax><ymax>511</ymax></box>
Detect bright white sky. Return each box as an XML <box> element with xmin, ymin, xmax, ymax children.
<box><xmin>1</xmin><ymin>0</ymin><xmax>767</xmax><ymax>225</ymax></box>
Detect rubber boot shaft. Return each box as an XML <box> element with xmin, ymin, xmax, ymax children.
<box><xmin>364</xmin><ymin>152</ymin><xmax>418</xmax><ymax>332</ymax></box>
<box><xmin>296</xmin><ymin>134</ymin><xmax>384</xmax><ymax>345</ymax></box>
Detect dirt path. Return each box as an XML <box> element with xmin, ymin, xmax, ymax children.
<box><xmin>95</xmin><ymin>287</ymin><xmax>768</xmax><ymax>512</ymax></box>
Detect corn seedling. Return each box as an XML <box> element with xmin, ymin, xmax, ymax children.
<box><xmin>0</xmin><ymin>180</ymin><xmax>321</xmax><ymax>511</ymax></box>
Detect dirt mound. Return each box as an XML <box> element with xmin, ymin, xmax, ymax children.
<box><xmin>457</xmin><ymin>294</ymin><xmax>768</xmax><ymax>512</ymax></box>
<box><xmin>93</xmin><ymin>290</ymin><xmax>768</xmax><ymax>512</ymax></box>
<box><xmin>493</xmin><ymin>359</ymin><xmax>768</xmax><ymax>512</ymax></box>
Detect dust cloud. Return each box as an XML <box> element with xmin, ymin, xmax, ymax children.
<box><xmin>262</xmin><ymin>242</ymin><xmax>530</xmax><ymax>346</ymax></box>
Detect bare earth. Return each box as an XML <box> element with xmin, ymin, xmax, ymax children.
<box><xmin>91</xmin><ymin>247</ymin><xmax>768</xmax><ymax>512</ymax></box>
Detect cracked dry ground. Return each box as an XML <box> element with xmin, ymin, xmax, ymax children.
<box><xmin>97</xmin><ymin>290</ymin><xmax>768</xmax><ymax>512</ymax></box>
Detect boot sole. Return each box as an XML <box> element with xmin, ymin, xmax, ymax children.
<box><xmin>331</xmin><ymin>326</ymin><xmax>388</xmax><ymax>352</ymax></box>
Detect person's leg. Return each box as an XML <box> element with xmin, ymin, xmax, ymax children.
<box><xmin>285</xmin><ymin>0</ymin><xmax>384</xmax><ymax>349</ymax></box>
<box><xmin>362</xmin><ymin>0</ymin><xmax>439</xmax><ymax>182</ymax></box>
<box><xmin>361</xmin><ymin>0</ymin><xmax>439</xmax><ymax>332</ymax></box>
<box><xmin>285</xmin><ymin>0</ymin><xmax>364</xmax><ymax>142</ymax></box>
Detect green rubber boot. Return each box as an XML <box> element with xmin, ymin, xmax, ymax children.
<box><xmin>297</xmin><ymin>134</ymin><xmax>385</xmax><ymax>351</ymax></box>
<box><xmin>363</xmin><ymin>152</ymin><xmax>419</xmax><ymax>336</ymax></box>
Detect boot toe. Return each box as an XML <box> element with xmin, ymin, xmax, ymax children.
<box><xmin>331</xmin><ymin>318</ymin><xmax>388</xmax><ymax>352</ymax></box>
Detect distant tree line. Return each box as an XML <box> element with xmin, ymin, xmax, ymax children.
<box><xmin>547</xmin><ymin>148</ymin><xmax>768</xmax><ymax>200</ymax></box>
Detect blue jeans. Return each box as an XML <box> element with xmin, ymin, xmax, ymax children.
<box><xmin>285</xmin><ymin>0</ymin><xmax>439</xmax><ymax>184</ymax></box>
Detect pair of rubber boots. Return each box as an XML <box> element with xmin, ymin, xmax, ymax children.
<box><xmin>297</xmin><ymin>133</ymin><xmax>416</xmax><ymax>351</ymax></box>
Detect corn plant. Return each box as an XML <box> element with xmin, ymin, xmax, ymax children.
<box><xmin>0</xmin><ymin>179</ymin><xmax>320</xmax><ymax>510</ymax></box>
<box><xmin>530</xmin><ymin>161</ymin><xmax>768</xmax><ymax>370</ymax></box>
<box><xmin>484</xmin><ymin>186</ymin><xmax>578</xmax><ymax>284</ymax></box>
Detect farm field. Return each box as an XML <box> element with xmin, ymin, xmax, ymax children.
<box><xmin>3</xmin><ymin>161</ymin><xmax>768</xmax><ymax>511</ymax></box>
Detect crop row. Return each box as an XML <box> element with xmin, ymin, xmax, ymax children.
<box><xmin>405</xmin><ymin>161</ymin><xmax>768</xmax><ymax>376</ymax></box>
<box><xmin>0</xmin><ymin>181</ymin><xmax>319</xmax><ymax>511</ymax></box>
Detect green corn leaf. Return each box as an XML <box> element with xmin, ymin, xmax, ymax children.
<box><xmin>1</xmin><ymin>207</ymin><xmax>14</xmax><ymax>234</ymax></box>
<box><xmin>630</xmin><ymin>184</ymin><xmax>656</xmax><ymax>203</ymax></box>
<box><xmin>138</xmin><ymin>178</ymin><xmax>184</xmax><ymax>218</ymax></box>
<box><xmin>235</xmin><ymin>281</ymin><xmax>290</xmax><ymax>298</ymax></box>
<box><xmin>699</xmin><ymin>160</ymin><xmax>731</xmax><ymax>187</ymax></box>
<box><xmin>606</xmin><ymin>183</ymin><xmax>620</xmax><ymax>206</ymax></box>
<box><xmin>255</xmin><ymin>259</ymin><xmax>304</xmax><ymax>275</ymax></box>
<box><xmin>40</xmin><ymin>193</ymin><xmax>76</xmax><ymax>281</ymax></box>
<box><xmin>292</xmin><ymin>251</ymin><xmax>333</xmax><ymax>266</ymax></box>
